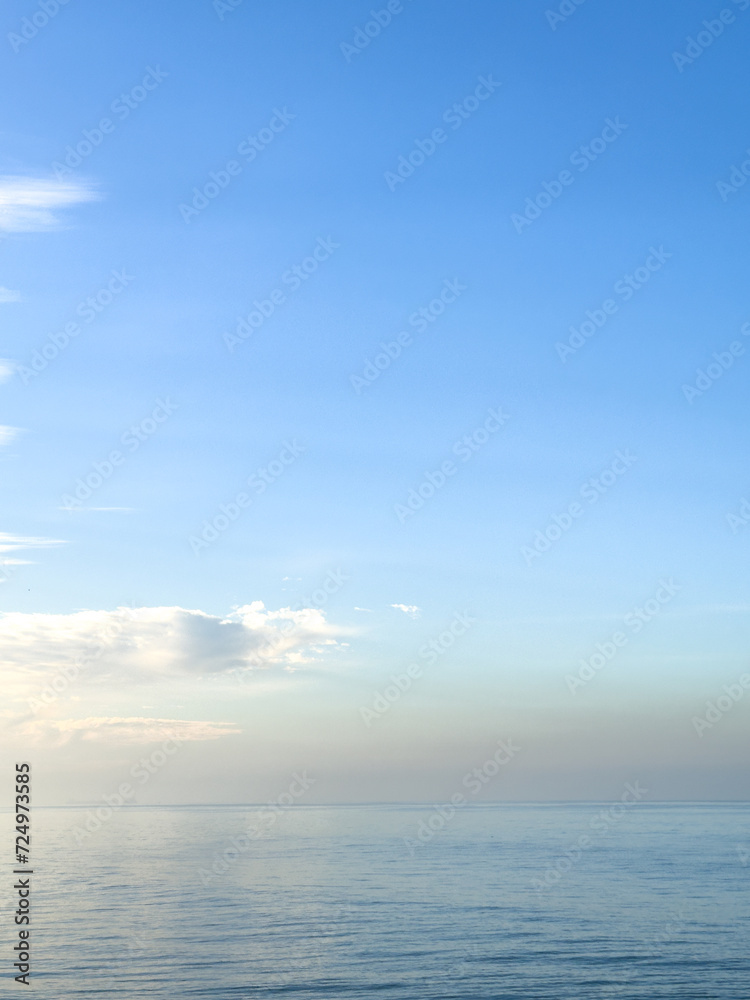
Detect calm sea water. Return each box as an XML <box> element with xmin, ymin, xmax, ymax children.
<box><xmin>6</xmin><ymin>804</ymin><xmax>749</xmax><ymax>998</ymax></box>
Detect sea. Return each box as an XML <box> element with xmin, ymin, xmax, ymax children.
<box><xmin>5</xmin><ymin>803</ymin><xmax>750</xmax><ymax>998</ymax></box>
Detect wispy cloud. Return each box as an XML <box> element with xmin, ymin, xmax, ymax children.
<box><xmin>0</xmin><ymin>531</ymin><xmax>65</xmax><ymax>556</ymax></box>
<box><xmin>0</xmin><ymin>286</ymin><xmax>20</xmax><ymax>303</ymax></box>
<box><xmin>390</xmin><ymin>603</ymin><xmax>421</xmax><ymax>619</ymax></box>
<box><xmin>59</xmin><ymin>506</ymin><xmax>136</xmax><ymax>513</ymax></box>
<box><xmin>0</xmin><ymin>175</ymin><xmax>99</xmax><ymax>232</ymax></box>
<box><xmin>0</xmin><ymin>359</ymin><xmax>15</xmax><ymax>383</ymax></box>
<box><xmin>16</xmin><ymin>716</ymin><xmax>241</xmax><ymax>746</ymax></box>
<box><xmin>0</xmin><ymin>426</ymin><xmax>20</xmax><ymax>446</ymax></box>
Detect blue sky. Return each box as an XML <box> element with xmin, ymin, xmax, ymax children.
<box><xmin>1</xmin><ymin>0</ymin><xmax>749</xmax><ymax>804</ymax></box>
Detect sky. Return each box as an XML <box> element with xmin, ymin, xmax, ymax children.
<box><xmin>1</xmin><ymin>0</ymin><xmax>749</xmax><ymax>805</ymax></box>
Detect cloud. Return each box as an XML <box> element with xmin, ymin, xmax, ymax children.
<box><xmin>0</xmin><ymin>359</ymin><xmax>15</xmax><ymax>383</ymax></box>
<box><xmin>0</xmin><ymin>601</ymin><xmax>349</xmax><ymax>688</ymax></box>
<box><xmin>0</xmin><ymin>426</ymin><xmax>20</xmax><ymax>446</ymax></box>
<box><xmin>0</xmin><ymin>175</ymin><xmax>99</xmax><ymax>233</ymax></box>
<box><xmin>18</xmin><ymin>716</ymin><xmax>241</xmax><ymax>746</ymax></box>
<box><xmin>390</xmin><ymin>603</ymin><xmax>421</xmax><ymax>619</ymax></box>
<box><xmin>59</xmin><ymin>506</ymin><xmax>136</xmax><ymax>513</ymax></box>
<box><xmin>0</xmin><ymin>531</ymin><xmax>65</xmax><ymax>557</ymax></box>
<box><xmin>0</xmin><ymin>287</ymin><xmax>20</xmax><ymax>303</ymax></box>
<box><xmin>0</xmin><ymin>532</ymin><xmax>65</xmax><ymax>585</ymax></box>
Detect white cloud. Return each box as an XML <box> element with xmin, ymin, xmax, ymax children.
<box><xmin>390</xmin><ymin>603</ymin><xmax>421</xmax><ymax>619</ymax></box>
<box><xmin>0</xmin><ymin>359</ymin><xmax>15</xmax><ymax>383</ymax></box>
<box><xmin>15</xmin><ymin>716</ymin><xmax>241</xmax><ymax>746</ymax></box>
<box><xmin>59</xmin><ymin>506</ymin><xmax>136</xmax><ymax>513</ymax></box>
<box><xmin>0</xmin><ymin>426</ymin><xmax>20</xmax><ymax>446</ymax></box>
<box><xmin>0</xmin><ymin>286</ymin><xmax>20</xmax><ymax>303</ymax></box>
<box><xmin>0</xmin><ymin>533</ymin><xmax>65</xmax><ymax>585</ymax></box>
<box><xmin>0</xmin><ymin>601</ymin><xmax>349</xmax><ymax>687</ymax></box>
<box><xmin>0</xmin><ymin>531</ymin><xmax>65</xmax><ymax>556</ymax></box>
<box><xmin>0</xmin><ymin>176</ymin><xmax>99</xmax><ymax>233</ymax></box>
